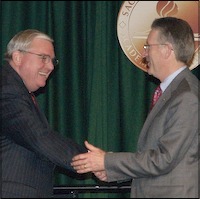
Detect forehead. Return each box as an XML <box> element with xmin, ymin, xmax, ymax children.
<box><xmin>30</xmin><ymin>38</ymin><xmax>53</xmax><ymax>48</ymax></box>
<box><xmin>30</xmin><ymin>38</ymin><xmax>54</xmax><ymax>54</ymax></box>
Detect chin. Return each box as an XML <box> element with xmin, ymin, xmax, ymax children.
<box><xmin>147</xmin><ymin>69</ymin><xmax>152</xmax><ymax>76</ymax></box>
<box><xmin>39</xmin><ymin>82</ymin><xmax>46</xmax><ymax>88</ymax></box>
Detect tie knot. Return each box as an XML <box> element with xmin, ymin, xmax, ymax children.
<box><xmin>151</xmin><ymin>85</ymin><xmax>162</xmax><ymax>110</ymax></box>
<box><xmin>30</xmin><ymin>92</ymin><xmax>38</xmax><ymax>107</ymax></box>
<box><xmin>155</xmin><ymin>85</ymin><xmax>162</xmax><ymax>95</ymax></box>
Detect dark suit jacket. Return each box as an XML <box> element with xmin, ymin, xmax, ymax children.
<box><xmin>1</xmin><ymin>63</ymin><xmax>87</xmax><ymax>198</ymax></box>
<box><xmin>105</xmin><ymin>68</ymin><xmax>199</xmax><ymax>198</ymax></box>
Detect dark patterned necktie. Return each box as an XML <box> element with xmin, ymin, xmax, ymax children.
<box><xmin>30</xmin><ymin>92</ymin><xmax>38</xmax><ymax>108</ymax></box>
<box><xmin>150</xmin><ymin>85</ymin><xmax>162</xmax><ymax>110</ymax></box>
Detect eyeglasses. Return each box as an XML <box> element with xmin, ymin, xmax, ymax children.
<box><xmin>143</xmin><ymin>44</ymin><xmax>167</xmax><ymax>50</ymax></box>
<box><xmin>19</xmin><ymin>50</ymin><xmax>59</xmax><ymax>66</ymax></box>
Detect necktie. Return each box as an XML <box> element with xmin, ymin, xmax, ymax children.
<box><xmin>30</xmin><ymin>92</ymin><xmax>38</xmax><ymax>108</ymax></box>
<box><xmin>150</xmin><ymin>85</ymin><xmax>162</xmax><ymax>110</ymax></box>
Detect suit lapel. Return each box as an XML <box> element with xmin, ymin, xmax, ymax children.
<box><xmin>137</xmin><ymin>68</ymin><xmax>189</xmax><ymax>150</ymax></box>
<box><xmin>137</xmin><ymin>90</ymin><xmax>171</xmax><ymax>149</ymax></box>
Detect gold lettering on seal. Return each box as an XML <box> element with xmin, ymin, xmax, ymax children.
<box><xmin>121</xmin><ymin>1</ymin><xmax>137</xmax><ymax>17</ymax></box>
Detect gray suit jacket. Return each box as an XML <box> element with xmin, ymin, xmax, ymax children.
<box><xmin>105</xmin><ymin>68</ymin><xmax>199</xmax><ymax>198</ymax></box>
<box><xmin>1</xmin><ymin>63</ymin><xmax>87</xmax><ymax>198</ymax></box>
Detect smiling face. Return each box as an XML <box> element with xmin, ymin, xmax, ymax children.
<box><xmin>11</xmin><ymin>38</ymin><xmax>55</xmax><ymax>92</ymax></box>
<box><xmin>142</xmin><ymin>29</ymin><xmax>165</xmax><ymax>79</ymax></box>
<box><xmin>142</xmin><ymin>29</ymin><xmax>177</xmax><ymax>82</ymax></box>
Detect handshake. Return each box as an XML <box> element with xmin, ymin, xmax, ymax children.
<box><xmin>71</xmin><ymin>141</ymin><xmax>108</xmax><ymax>182</ymax></box>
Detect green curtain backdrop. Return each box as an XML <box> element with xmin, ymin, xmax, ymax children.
<box><xmin>1</xmin><ymin>1</ymin><xmax>199</xmax><ymax>198</ymax></box>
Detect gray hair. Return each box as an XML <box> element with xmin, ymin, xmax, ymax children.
<box><xmin>151</xmin><ymin>17</ymin><xmax>195</xmax><ymax>66</ymax></box>
<box><xmin>4</xmin><ymin>29</ymin><xmax>53</xmax><ymax>61</ymax></box>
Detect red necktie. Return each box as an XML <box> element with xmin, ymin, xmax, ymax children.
<box><xmin>30</xmin><ymin>92</ymin><xmax>38</xmax><ymax>107</ymax></box>
<box><xmin>150</xmin><ymin>85</ymin><xmax>162</xmax><ymax>110</ymax></box>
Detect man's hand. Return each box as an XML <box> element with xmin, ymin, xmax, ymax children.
<box><xmin>93</xmin><ymin>170</ymin><xmax>108</xmax><ymax>182</ymax></box>
<box><xmin>71</xmin><ymin>140</ymin><xmax>106</xmax><ymax>174</ymax></box>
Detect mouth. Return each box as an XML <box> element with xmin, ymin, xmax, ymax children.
<box><xmin>39</xmin><ymin>71</ymin><xmax>48</xmax><ymax>77</ymax></box>
<box><xmin>145</xmin><ymin>60</ymin><xmax>150</xmax><ymax>69</ymax></box>
<box><xmin>142</xmin><ymin>57</ymin><xmax>150</xmax><ymax>69</ymax></box>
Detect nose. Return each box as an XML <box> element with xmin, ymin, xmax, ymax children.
<box><xmin>47</xmin><ymin>61</ymin><xmax>54</xmax><ymax>71</ymax></box>
<box><xmin>142</xmin><ymin>48</ymin><xmax>148</xmax><ymax>58</ymax></box>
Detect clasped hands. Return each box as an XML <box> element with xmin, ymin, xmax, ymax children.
<box><xmin>71</xmin><ymin>140</ymin><xmax>108</xmax><ymax>181</ymax></box>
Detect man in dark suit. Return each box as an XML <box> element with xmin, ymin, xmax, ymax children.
<box><xmin>1</xmin><ymin>29</ymin><xmax>87</xmax><ymax>198</ymax></box>
<box><xmin>71</xmin><ymin>17</ymin><xmax>199</xmax><ymax>198</ymax></box>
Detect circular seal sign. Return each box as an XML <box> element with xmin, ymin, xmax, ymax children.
<box><xmin>117</xmin><ymin>1</ymin><xmax>199</xmax><ymax>72</ymax></box>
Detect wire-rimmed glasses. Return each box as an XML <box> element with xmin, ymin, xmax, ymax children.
<box><xmin>19</xmin><ymin>50</ymin><xmax>59</xmax><ymax>66</ymax></box>
<box><xmin>143</xmin><ymin>44</ymin><xmax>167</xmax><ymax>50</ymax></box>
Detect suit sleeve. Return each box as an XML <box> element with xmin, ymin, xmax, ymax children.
<box><xmin>104</xmin><ymin>86</ymin><xmax>198</xmax><ymax>182</ymax></box>
<box><xmin>2</xmin><ymin>90</ymin><xmax>87</xmax><ymax>171</ymax></box>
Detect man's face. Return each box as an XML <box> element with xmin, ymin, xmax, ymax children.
<box><xmin>18</xmin><ymin>38</ymin><xmax>55</xmax><ymax>92</ymax></box>
<box><xmin>142</xmin><ymin>29</ymin><xmax>166</xmax><ymax>80</ymax></box>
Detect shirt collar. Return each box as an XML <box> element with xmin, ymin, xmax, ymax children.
<box><xmin>160</xmin><ymin>66</ymin><xmax>187</xmax><ymax>92</ymax></box>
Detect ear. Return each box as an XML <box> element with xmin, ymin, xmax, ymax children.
<box><xmin>12</xmin><ymin>51</ymin><xmax>23</xmax><ymax>65</ymax></box>
<box><xmin>164</xmin><ymin>43</ymin><xmax>174</xmax><ymax>59</ymax></box>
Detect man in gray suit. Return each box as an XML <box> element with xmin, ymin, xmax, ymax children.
<box><xmin>1</xmin><ymin>29</ymin><xmax>87</xmax><ymax>198</ymax></box>
<box><xmin>71</xmin><ymin>17</ymin><xmax>199</xmax><ymax>198</ymax></box>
